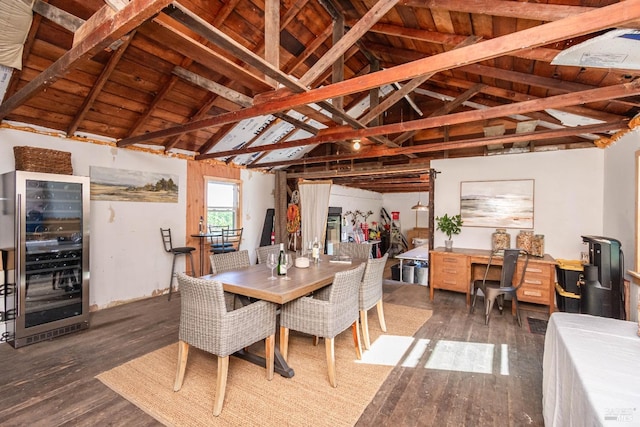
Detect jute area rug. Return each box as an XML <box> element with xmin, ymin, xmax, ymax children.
<box><xmin>96</xmin><ymin>303</ymin><xmax>431</xmax><ymax>426</ymax></box>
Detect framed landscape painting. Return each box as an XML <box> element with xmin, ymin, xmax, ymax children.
<box><xmin>90</xmin><ymin>166</ymin><xmax>179</xmax><ymax>202</ymax></box>
<box><xmin>460</xmin><ymin>179</ymin><xmax>534</xmax><ymax>228</ymax></box>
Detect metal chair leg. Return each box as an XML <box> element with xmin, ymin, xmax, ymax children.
<box><xmin>485</xmin><ymin>296</ymin><xmax>496</xmax><ymax>325</ymax></box>
<box><xmin>168</xmin><ymin>254</ymin><xmax>178</xmax><ymax>301</ymax></box>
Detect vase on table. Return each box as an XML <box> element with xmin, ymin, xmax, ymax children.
<box><xmin>444</xmin><ymin>240</ymin><xmax>453</xmax><ymax>251</ymax></box>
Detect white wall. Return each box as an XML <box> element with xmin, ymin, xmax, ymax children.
<box><xmin>0</xmin><ymin>125</ymin><xmax>274</xmax><ymax>313</ymax></box>
<box><xmin>602</xmin><ymin>129</ymin><xmax>640</xmax><ymax>322</ymax></box>
<box><xmin>382</xmin><ymin>192</ymin><xmax>430</xmax><ymax>235</ymax></box>
<box><xmin>241</xmin><ymin>168</ymin><xmax>275</xmax><ymax>264</ymax></box>
<box><xmin>431</xmin><ymin>148</ymin><xmax>604</xmax><ymax>258</ymax></box>
<box><xmin>329</xmin><ymin>185</ymin><xmax>383</xmax><ymax>238</ymax></box>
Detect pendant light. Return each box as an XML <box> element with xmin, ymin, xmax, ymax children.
<box><xmin>411</xmin><ymin>191</ymin><xmax>428</xmax><ymax>211</ymax></box>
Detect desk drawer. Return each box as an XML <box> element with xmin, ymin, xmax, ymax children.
<box><xmin>431</xmin><ymin>253</ymin><xmax>468</xmax><ymax>292</ymax></box>
<box><xmin>517</xmin><ymin>262</ymin><xmax>552</xmax><ymax>304</ymax></box>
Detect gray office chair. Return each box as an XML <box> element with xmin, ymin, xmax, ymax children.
<box><xmin>160</xmin><ymin>228</ymin><xmax>195</xmax><ymax>301</ymax></box>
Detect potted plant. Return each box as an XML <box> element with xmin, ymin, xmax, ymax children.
<box><xmin>435</xmin><ymin>213</ymin><xmax>463</xmax><ymax>251</ymax></box>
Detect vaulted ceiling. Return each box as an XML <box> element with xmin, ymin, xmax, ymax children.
<box><xmin>1</xmin><ymin>0</ymin><xmax>640</xmax><ymax>192</ymax></box>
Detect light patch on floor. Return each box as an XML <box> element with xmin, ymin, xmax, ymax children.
<box><xmin>500</xmin><ymin>343</ymin><xmax>510</xmax><ymax>376</ymax></box>
<box><xmin>401</xmin><ymin>338</ymin><xmax>430</xmax><ymax>368</ymax></box>
<box><xmin>357</xmin><ymin>335</ymin><xmax>429</xmax><ymax>367</ymax></box>
<box><xmin>425</xmin><ymin>340</ymin><xmax>495</xmax><ymax>374</ymax></box>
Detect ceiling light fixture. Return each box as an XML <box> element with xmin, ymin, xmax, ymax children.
<box><xmin>411</xmin><ymin>191</ymin><xmax>429</xmax><ymax>212</ymax></box>
<box><xmin>352</xmin><ymin>139</ymin><xmax>361</xmax><ymax>150</ymax></box>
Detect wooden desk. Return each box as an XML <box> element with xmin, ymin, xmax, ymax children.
<box><xmin>203</xmin><ymin>255</ymin><xmax>365</xmax><ymax>377</ymax></box>
<box><xmin>429</xmin><ymin>247</ymin><xmax>557</xmax><ymax>315</ymax></box>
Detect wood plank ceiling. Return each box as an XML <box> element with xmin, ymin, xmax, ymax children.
<box><xmin>1</xmin><ymin>0</ymin><xmax>640</xmax><ymax>192</ymax></box>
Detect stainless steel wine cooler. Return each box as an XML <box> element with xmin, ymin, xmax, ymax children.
<box><xmin>1</xmin><ymin>171</ymin><xmax>90</xmax><ymax>348</ymax></box>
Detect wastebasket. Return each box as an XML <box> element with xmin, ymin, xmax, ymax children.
<box><xmin>414</xmin><ymin>261</ymin><xmax>428</xmax><ymax>286</ymax></box>
<box><xmin>402</xmin><ymin>262</ymin><xmax>415</xmax><ymax>283</ymax></box>
<box><xmin>391</xmin><ymin>263</ymin><xmax>400</xmax><ymax>281</ymax></box>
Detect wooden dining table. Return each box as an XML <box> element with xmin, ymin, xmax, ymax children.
<box><xmin>201</xmin><ymin>254</ymin><xmax>366</xmax><ymax>377</ymax></box>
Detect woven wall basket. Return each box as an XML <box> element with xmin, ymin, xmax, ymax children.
<box><xmin>13</xmin><ymin>146</ymin><xmax>73</xmax><ymax>175</ymax></box>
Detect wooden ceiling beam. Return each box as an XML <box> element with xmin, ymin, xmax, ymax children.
<box><xmin>249</xmin><ymin>120</ymin><xmax>624</xmax><ymax>169</ymax></box>
<box><xmin>201</xmin><ymin>82</ymin><xmax>639</xmax><ymax>159</ymax></box>
<box><xmin>116</xmin><ymin>0</ymin><xmax>640</xmax><ymax>148</ymax></box>
<box><xmin>299</xmin><ymin>0</ymin><xmax>400</xmax><ymax>87</ymax></box>
<box><xmin>359</xmin><ymin>22</ymin><xmax>558</xmax><ymax>63</ymax></box>
<box><xmin>286</xmin><ymin>162</ymin><xmax>431</xmax><ymax>179</ymax></box>
<box><xmin>163</xmin><ymin>2</ymin><xmax>392</xmax><ymax>150</ymax></box>
<box><xmin>458</xmin><ymin>64</ymin><xmax>640</xmax><ymax>109</ymax></box>
<box><xmin>420</xmin><ymin>75</ymin><xmax>630</xmax><ymax>123</ymax></box>
<box><xmin>357</xmin><ymin>35</ymin><xmax>481</xmax><ymax>125</ymax></box>
<box><xmin>67</xmin><ymin>30</ymin><xmax>134</xmax><ymax>136</ymax></box>
<box><xmin>164</xmin><ymin>3</ymin><xmax>306</xmax><ymax>93</ymax></box>
<box><xmin>30</xmin><ymin>0</ymin><xmax>84</xmax><ymax>32</ymax></box>
<box><xmin>0</xmin><ymin>0</ymin><xmax>173</xmax><ymax>120</ymax></box>
<box><xmin>401</xmin><ymin>0</ymin><xmax>593</xmax><ymax>21</ymax></box>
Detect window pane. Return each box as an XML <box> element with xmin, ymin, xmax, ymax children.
<box><xmin>206</xmin><ymin>180</ymin><xmax>239</xmax><ymax>229</ymax></box>
<box><xmin>207</xmin><ymin>183</ymin><xmax>235</xmax><ymax>208</ymax></box>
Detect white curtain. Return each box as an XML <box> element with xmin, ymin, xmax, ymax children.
<box><xmin>299</xmin><ymin>180</ymin><xmax>332</xmax><ymax>250</ymax></box>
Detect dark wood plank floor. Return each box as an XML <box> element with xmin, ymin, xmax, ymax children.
<box><xmin>0</xmin><ymin>280</ymin><xmax>548</xmax><ymax>426</ymax></box>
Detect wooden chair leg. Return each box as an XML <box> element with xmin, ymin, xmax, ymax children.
<box><xmin>352</xmin><ymin>320</ymin><xmax>362</xmax><ymax>360</ymax></box>
<box><xmin>187</xmin><ymin>252</ymin><xmax>196</xmax><ymax>277</ymax></box>
<box><xmin>376</xmin><ymin>299</ymin><xmax>387</xmax><ymax>332</ymax></box>
<box><xmin>173</xmin><ymin>340</ymin><xmax>189</xmax><ymax>391</ymax></box>
<box><xmin>279</xmin><ymin>326</ymin><xmax>289</xmax><ymax>361</ymax></box>
<box><xmin>313</xmin><ymin>336</ymin><xmax>320</xmax><ymax>346</ymax></box>
<box><xmin>265</xmin><ymin>334</ymin><xmax>275</xmax><ymax>380</ymax></box>
<box><xmin>360</xmin><ymin>310</ymin><xmax>371</xmax><ymax>350</ymax></box>
<box><xmin>325</xmin><ymin>337</ymin><xmax>337</xmax><ymax>387</ymax></box>
<box><xmin>213</xmin><ymin>355</ymin><xmax>229</xmax><ymax>416</ymax></box>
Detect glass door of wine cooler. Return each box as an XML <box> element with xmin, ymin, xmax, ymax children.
<box><xmin>24</xmin><ymin>178</ymin><xmax>85</xmax><ymax>328</ymax></box>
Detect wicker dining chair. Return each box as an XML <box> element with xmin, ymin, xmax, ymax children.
<box><xmin>209</xmin><ymin>249</ymin><xmax>250</xmax><ymax>275</ymax></box>
<box><xmin>334</xmin><ymin>242</ymin><xmax>372</xmax><ymax>259</ymax></box>
<box><xmin>255</xmin><ymin>245</ymin><xmax>294</xmax><ymax>264</ymax></box>
<box><xmin>359</xmin><ymin>253</ymin><xmax>389</xmax><ymax>350</ymax></box>
<box><xmin>279</xmin><ymin>263</ymin><xmax>366</xmax><ymax>387</ymax></box>
<box><xmin>255</xmin><ymin>245</ymin><xmax>281</xmax><ymax>265</ymax></box>
<box><xmin>174</xmin><ymin>273</ymin><xmax>277</xmax><ymax>416</ymax></box>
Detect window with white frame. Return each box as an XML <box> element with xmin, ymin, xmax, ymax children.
<box><xmin>206</xmin><ymin>179</ymin><xmax>241</xmax><ymax>229</ymax></box>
